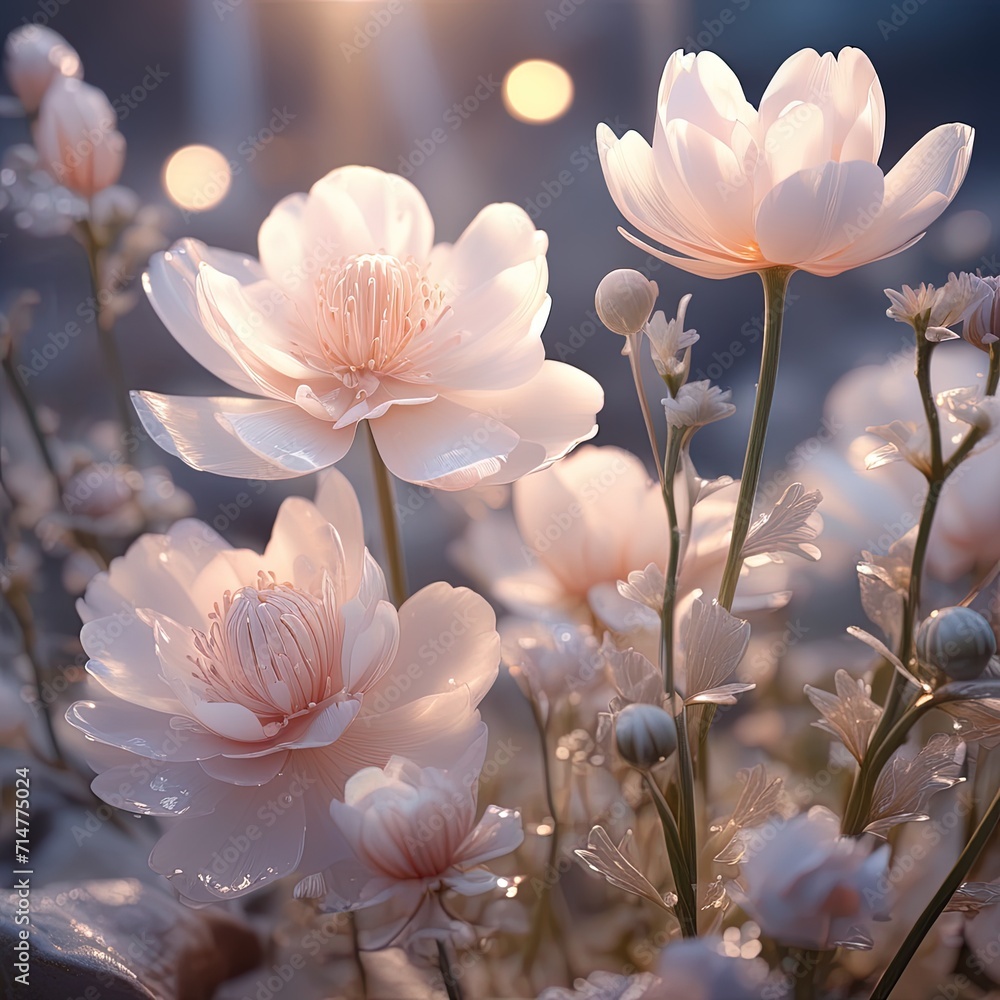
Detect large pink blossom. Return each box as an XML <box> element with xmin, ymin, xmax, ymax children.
<box><xmin>134</xmin><ymin>165</ymin><xmax>603</xmax><ymax>490</ymax></box>
<box><xmin>66</xmin><ymin>470</ymin><xmax>498</xmax><ymax>904</ymax></box>
<box><xmin>296</xmin><ymin>730</ymin><xmax>522</xmax><ymax>950</ymax></box>
<box><xmin>599</xmin><ymin>46</ymin><xmax>972</xmax><ymax>279</ymax></box>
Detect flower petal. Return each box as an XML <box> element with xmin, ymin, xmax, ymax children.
<box><xmin>310</xmin><ymin>165</ymin><xmax>434</xmax><ymax>261</ymax></box>
<box><xmin>199</xmin><ymin>749</ymin><xmax>290</xmax><ymax>786</ymax></box>
<box><xmin>374</xmin><ymin>583</ymin><xmax>500</xmax><ymax>706</ymax></box>
<box><xmin>144</xmin><ymin>238</ymin><xmax>268</xmax><ymax>394</ymax></box>
<box><xmin>809</xmin><ymin>123</ymin><xmax>973</xmax><ymax>276</ymax></box>
<box><xmin>90</xmin><ymin>761</ymin><xmax>222</xmax><ymax>817</ymax></box>
<box><xmin>149</xmin><ymin>781</ymin><xmax>306</xmax><ymax>903</ymax></box>
<box><xmin>132</xmin><ymin>391</ymin><xmax>355</xmax><ymax>479</ymax></box>
<box><xmin>446</xmin><ymin>361</ymin><xmax>604</xmax><ymax>484</ymax></box>
<box><xmin>369</xmin><ymin>397</ymin><xmax>520</xmax><ymax>489</ymax></box>
<box><xmin>754</xmin><ymin>160</ymin><xmax>885</xmax><ymax>266</ymax></box>
<box><xmin>67</xmin><ymin>699</ymin><xmax>233</xmax><ymax>760</ymax></box>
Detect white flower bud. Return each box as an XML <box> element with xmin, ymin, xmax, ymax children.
<box><xmin>3</xmin><ymin>25</ymin><xmax>81</xmax><ymax>114</ymax></box>
<box><xmin>595</xmin><ymin>269</ymin><xmax>657</xmax><ymax>336</ymax></box>
<box><xmin>916</xmin><ymin>606</ymin><xmax>996</xmax><ymax>680</ymax></box>
<box><xmin>34</xmin><ymin>77</ymin><xmax>126</xmax><ymax>197</ymax></box>
<box><xmin>615</xmin><ymin>702</ymin><xmax>677</xmax><ymax>768</ymax></box>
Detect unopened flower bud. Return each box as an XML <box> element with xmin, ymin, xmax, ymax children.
<box><xmin>916</xmin><ymin>606</ymin><xmax>997</xmax><ymax>680</ymax></box>
<box><xmin>595</xmin><ymin>269</ymin><xmax>658</xmax><ymax>336</ymax></box>
<box><xmin>35</xmin><ymin>77</ymin><xmax>126</xmax><ymax>197</ymax></box>
<box><xmin>3</xmin><ymin>25</ymin><xmax>81</xmax><ymax>114</ymax></box>
<box><xmin>615</xmin><ymin>702</ymin><xmax>677</xmax><ymax>768</ymax></box>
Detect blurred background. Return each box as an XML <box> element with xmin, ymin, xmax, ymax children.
<box><xmin>2</xmin><ymin>0</ymin><xmax>998</xmax><ymax>593</ymax></box>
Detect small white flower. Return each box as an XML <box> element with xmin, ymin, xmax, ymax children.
<box><xmin>645</xmin><ymin>293</ymin><xmax>698</xmax><ymax>384</ymax></box>
<box><xmin>885</xmin><ymin>272</ymin><xmax>991</xmax><ymax>342</ymax></box>
<box><xmin>663</xmin><ymin>381</ymin><xmax>735</xmax><ymax>429</ymax></box>
<box><xmin>864</xmin><ymin>420</ymin><xmax>931</xmax><ymax>474</ymax></box>
<box><xmin>962</xmin><ymin>274</ymin><xmax>1000</xmax><ymax>352</ymax></box>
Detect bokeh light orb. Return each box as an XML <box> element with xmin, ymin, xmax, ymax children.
<box><xmin>162</xmin><ymin>144</ymin><xmax>232</xmax><ymax>212</ymax></box>
<box><xmin>503</xmin><ymin>59</ymin><xmax>573</xmax><ymax>124</ymax></box>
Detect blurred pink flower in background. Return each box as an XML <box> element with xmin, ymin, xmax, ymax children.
<box><xmin>34</xmin><ymin>76</ymin><xmax>125</xmax><ymax>197</ymax></box>
<box><xmin>3</xmin><ymin>24</ymin><xmax>81</xmax><ymax>113</ymax></box>
<box><xmin>296</xmin><ymin>729</ymin><xmax>522</xmax><ymax>950</ymax></box>
<box><xmin>730</xmin><ymin>807</ymin><xmax>890</xmax><ymax>950</ymax></box>
<box><xmin>134</xmin><ymin>165</ymin><xmax>603</xmax><ymax>489</ymax></box>
<box><xmin>598</xmin><ymin>46</ymin><xmax>973</xmax><ymax>278</ymax></box>
<box><xmin>66</xmin><ymin>470</ymin><xmax>498</xmax><ymax>903</ymax></box>
<box><xmin>454</xmin><ymin>444</ymin><xmax>786</xmax><ymax>630</ymax></box>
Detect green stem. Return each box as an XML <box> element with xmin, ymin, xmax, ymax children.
<box><xmin>79</xmin><ymin>220</ymin><xmax>135</xmax><ymax>440</ymax></box>
<box><xmin>870</xmin><ymin>783</ymin><xmax>1000</xmax><ymax>1000</ymax></box>
<box><xmin>717</xmin><ymin>267</ymin><xmax>793</xmax><ymax>611</ymax></box>
<box><xmin>436</xmin><ymin>939</ymin><xmax>463</xmax><ymax>1000</ymax></box>
<box><xmin>642</xmin><ymin>772</ymin><xmax>697</xmax><ymax>937</ymax></box>
<box><xmin>626</xmin><ymin>330</ymin><xmax>665</xmax><ymax>487</ymax></box>
<box><xmin>660</xmin><ymin>431</ymin><xmax>683</xmax><ymax>698</ymax></box>
<box><xmin>674</xmin><ymin>703</ymin><xmax>698</xmax><ymax>916</ymax></box>
<box><xmin>349</xmin><ymin>913</ymin><xmax>368</xmax><ymax>999</ymax></box>
<box><xmin>365</xmin><ymin>425</ymin><xmax>409</xmax><ymax>607</ymax></box>
<box><xmin>2</xmin><ymin>355</ymin><xmax>60</xmax><ymax>484</ymax></box>
<box><xmin>789</xmin><ymin>948</ymin><xmax>824</xmax><ymax>1000</ymax></box>
<box><xmin>4</xmin><ymin>587</ymin><xmax>66</xmax><ymax>768</ymax></box>
<box><xmin>843</xmin><ymin>680</ymin><xmax>1000</xmax><ymax>836</ymax></box>
<box><xmin>522</xmin><ymin>698</ymin><xmax>562</xmax><ymax>977</ymax></box>
<box><xmin>843</xmin><ymin>325</ymin><xmax>985</xmax><ymax>835</ymax></box>
<box><xmin>914</xmin><ymin>332</ymin><xmax>942</xmax><ymax>479</ymax></box>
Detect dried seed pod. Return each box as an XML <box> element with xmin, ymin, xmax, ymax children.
<box><xmin>916</xmin><ymin>606</ymin><xmax>996</xmax><ymax>681</ymax></box>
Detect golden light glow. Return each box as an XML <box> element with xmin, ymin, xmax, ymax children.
<box><xmin>503</xmin><ymin>59</ymin><xmax>573</xmax><ymax>124</ymax></box>
<box><xmin>162</xmin><ymin>145</ymin><xmax>232</xmax><ymax>212</ymax></box>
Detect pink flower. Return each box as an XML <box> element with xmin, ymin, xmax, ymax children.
<box><xmin>66</xmin><ymin>470</ymin><xmax>498</xmax><ymax>904</ymax></box>
<box><xmin>34</xmin><ymin>76</ymin><xmax>125</xmax><ymax>197</ymax></box>
<box><xmin>454</xmin><ymin>445</ymin><xmax>782</xmax><ymax>629</ymax></box>
<box><xmin>730</xmin><ymin>807</ymin><xmax>890</xmax><ymax>950</ymax></box>
<box><xmin>133</xmin><ymin>165</ymin><xmax>603</xmax><ymax>489</ymax></box>
<box><xmin>3</xmin><ymin>25</ymin><xmax>82</xmax><ymax>114</ymax></box>
<box><xmin>599</xmin><ymin>47</ymin><xmax>972</xmax><ymax>279</ymax></box>
<box><xmin>295</xmin><ymin>730</ymin><xmax>522</xmax><ymax>950</ymax></box>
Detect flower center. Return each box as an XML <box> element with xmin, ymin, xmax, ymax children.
<box><xmin>315</xmin><ymin>253</ymin><xmax>446</xmax><ymax>392</ymax></box>
<box><xmin>190</xmin><ymin>573</ymin><xmax>342</xmax><ymax>729</ymax></box>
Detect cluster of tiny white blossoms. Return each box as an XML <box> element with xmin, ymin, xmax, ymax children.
<box><xmin>6</xmin><ymin>26</ymin><xmax>1000</xmax><ymax>1000</ymax></box>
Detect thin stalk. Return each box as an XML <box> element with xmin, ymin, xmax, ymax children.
<box><xmin>4</xmin><ymin>587</ymin><xmax>65</xmax><ymax>768</ymax></box>
<box><xmin>789</xmin><ymin>948</ymin><xmax>825</xmax><ymax>1000</ymax></box>
<box><xmin>674</xmin><ymin>703</ymin><xmax>698</xmax><ymax>918</ymax></box>
<box><xmin>522</xmin><ymin>698</ymin><xmax>562</xmax><ymax>978</ymax></box>
<box><xmin>717</xmin><ymin>267</ymin><xmax>793</xmax><ymax>611</ymax></box>
<box><xmin>842</xmin><ymin>680</ymin><xmax>1000</xmax><ymax>836</ymax></box>
<box><xmin>3</xmin><ymin>355</ymin><xmax>60</xmax><ymax>483</ymax></box>
<box><xmin>660</xmin><ymin>431</ymin><xmax>683</xmax><ymax>698</ymax></box>
<box><xmin>365</xmin><ymin>425</ymin><xmax>409</xmax><ymax>606</ymax></box>
<box><xmin>844</xmin><ymin>326</ymin><xmax>980</xmax><ymax>834</ymax></box>
<box><xmin>626</xmin><ymin>330</ymin><xmax>664</xmax><ymax>487</ymax></box>
<box><xmin>642</xmin><ymin>772</ymin><xmax>697</xmax><ymax>937</ymax></box>
<box><xmin>436</xmin><ymin>939</ymin><xmax>463</xmax><ymax>1000</ymax></box>
<box><xmin>348</xmin><ymin>913</ymin><xmax>368</xmax><ymax>999</ymax></box>
<box><xmin>870</xmin><ymin>782</ymin><xmax>1000</xmax><ymax>1000</ymax></box>
<box><xmin>79</xmin><ymin>220</ymin><xmax>134</xmax><ymax>438</ymax></box>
